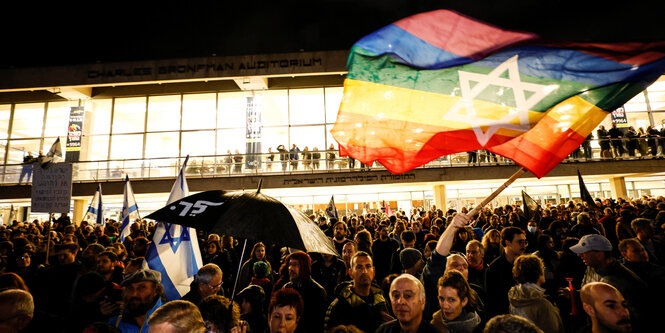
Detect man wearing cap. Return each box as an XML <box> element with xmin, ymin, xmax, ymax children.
<box><xmin>570</xmin><ymin>234</ymin><xmax>650</xmax><ymax>331</ymax></box>
<box><xmin>181</xmin><ymin>263</ymin><xmax>223</xmax><ymax>305</ymax></box>
<box><xmin>400</xmin><ymin>247</ymin><xmax>425</xmax><ymax>277</ymax></box>
<box><xmin>109</xmin><ymin>269</ymin><xmax>165</xmax><ymax>333</ymax></box>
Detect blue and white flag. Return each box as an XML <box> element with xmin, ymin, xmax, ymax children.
<box><xmin>85</xmin><ymin>184</ymin><xmax>104</xmax><ymax>225</ymax></box>
<box><xmin>120</xmin><ymin>175</ymin><xmax>139</xmax><ymax>242</ymax></box>
<box><xmin>144</xmin><ymin>156</ymin><xmax>203</xmax><ymax>301</ymax></box>
<box><xmin>41</xmin><ymin>137</ymin><xmax>63</xmax><ymax>167</ymax></box>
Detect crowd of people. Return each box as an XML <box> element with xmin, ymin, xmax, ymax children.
<box><xmin>0</xmin><ymin>194</ymin><xmax>664</xmax><ymax>333</ymax></box>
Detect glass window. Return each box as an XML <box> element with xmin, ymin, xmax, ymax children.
<box><xmin>182</xmin><ymin>93</ymin><xmax>216</xmax><ymax>130</ymax></box>
<box><xmin>625</xmin><ymin>112</ymin><xmax>650</xmax><ymax>130</ymax></box>
<box><xmin>0</xmin><ymin>104</ymin><xmax>10</xmax><ymax>139</ymax></box>
<box><xmin>261</xmin><ymin>90</ymin><xmax>289</xmax><ymax>126</ymax></box>
<box><xmin>653</xmin><ymin>111</ymin><xmax>665</xmax><ymax>129</ymax></box>
<box><xmin>624</xmin><ymin>92</ymin><xmax>647</xmax><ymax>112</ymax></box>
<box><xmin>44</xmin><ymin>101</ymin><xmax>75</xmax><ymax>138</ymax></box>
<box><xmin>289</xmin><ymin>88</ymin><xmax>325</xmax><ymax>125</ymax></box>
<box><xmin>261</xmin><ymin>126</ymin><xmax>289</xmax><ymax>152</ymax></box>
<box><xmin>290</xmin><ymin>125</ymin><xmax>325</xmax><ymax>151</ymax></box>
<box><xmin>91</xmin><ymin>99</ymin><xmax>112</xmax><ymax>135</ymax></box>
<box><xmin>147</xmin><ymin>95</ymin><xmax>181</xmax><ymax>132</ymax></box>
<box><xmin>181</xmin><ymin>131</ymin><xmax>215</xmax><ymax>156</ymax></box>
<box><xmin>145</xmin><ymin>132</ymin><xmax>180</xmax><ymax>158</ymax></box>
<box><xmin>325</xmin><ymin>125</ymin><xmax>338</xmax><ymax>151</ymax></box>
<box><xmin>112</xmin><ymin>97</ymin><xmax>146</xmax><ymax>134</ymax></box>
<box><xmin>0</xmin><ymin>139</ymin><xmax>5</xmax><ymax>163</ymax></box>
<box><xmin>7</xmin><ymin>139</ymin><xmax>42</xmax><ymax>164</ymax></box>
<box><xmin>12</xmin><ymin>103</ymin><xmax>45</xmax><ymax>138</ymax></box>
<box><xmin>217</xmin><ymin>129</ymin><xmax>245</xmax><ymax>155</ymax></box>
<box><xmin>82</xmin><ymin>135</ymin><xmax>109</xmax><ymax>161</ymax></box>
<box><xmin>647</xmin><ymin>90</ymin><xmax>665</xmax><ymax>111</ymax></box>
<box><xmin>110</xmin><ymin>134</ymin><xmax>144</xmax><ymax>159</ymax></box>
<box><xmin>218</xmin><ymin>91</ymin><xmax>250</xmax><ymax>129</ymax></box>
<box><xmin>325</xmin><ymin>87</ymin><xmax>343</xmax><ymax>124</ymax></box>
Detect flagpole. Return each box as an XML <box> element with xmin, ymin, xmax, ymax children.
<box><xmin>45</xmin><ymin>213</ymin><xmax>53</xmax><ymax>265</ymax></box>
<box><xmin>231</xmin><ymin>238</ymin><xmax>248</xmax><ymax>298</ymax></box>
<box><xmin>467</xmin><ymin>167</ymin><xmax>527</xmax><ymax>218</ymax></box>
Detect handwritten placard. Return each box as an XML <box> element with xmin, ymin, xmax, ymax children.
<box><xmin>31</xmin><ymin>163</ymin><xmax>73</xmax><ymax>213</ymax></box>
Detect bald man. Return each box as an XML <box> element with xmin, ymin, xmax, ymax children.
<box><xmin>580</xmin><ymin>282</ymin><xmax>631</xmax><ymax>333</ymax></box>
<box><xmin>376</xmin><ymin>274</ymin><xmax>439</xmax><ymax>333</ymax></box>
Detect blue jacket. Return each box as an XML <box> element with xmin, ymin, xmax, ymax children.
<box><xmin>108</xmin><ymin>298</ymin><xmax>164</xmax><ymax>333</ymax></box>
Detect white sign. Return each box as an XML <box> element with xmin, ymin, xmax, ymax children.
<box><xmin>31</xmin><ymin>163</ymin><xmax>73</xmax><ymax>213</ymax></box>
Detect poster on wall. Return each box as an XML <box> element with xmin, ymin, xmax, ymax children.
<box><xmin>65</xmin><ymin>106</ymin><xmax>85</xmax><ymax>162</ymax></box>
<box><xmin>611</xmin><ymin>106</ymin><xmax>629</xmax><ymax>128</ymax></box>
<box><xmin>245</xmin><ymin>96</ymin><xmax>262</xmax><ymax>169</ymax></box>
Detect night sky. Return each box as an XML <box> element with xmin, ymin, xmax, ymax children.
<box><xmin>2</xmin><ymin>1</ymin><xmax>663</xmax><ymax>69</ymax></box>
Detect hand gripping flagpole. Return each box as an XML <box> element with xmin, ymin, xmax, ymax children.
<box><xmin>466</xmin><ymin>167</ymin><xmax>527</xmax><ymax>218</ymax></box>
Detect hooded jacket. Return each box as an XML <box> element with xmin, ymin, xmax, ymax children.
<box><xmin>508</xmin><ymin>283</ymin><xmax>564</xmax><ymax>333</ymax></box>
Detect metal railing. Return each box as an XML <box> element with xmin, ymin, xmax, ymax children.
<box><xmin>2</xmin><ymin>139</ymin><xmax>663</xmax><ymax>185</ymax></box>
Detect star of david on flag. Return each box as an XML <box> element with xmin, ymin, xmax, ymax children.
<box><xmin>144</xmin><ymin>156</ymin><xmax>203</xmax><ymax>301</ymax></box>
<box><xmin>119</xmin><ymin>175</ymin><xmax>139</xmax><ymax>242</ymax></box>
<box><xmin>331</xmin><ymin>10</ymin><xmax>665</xmax><ymax>178</ymax></box>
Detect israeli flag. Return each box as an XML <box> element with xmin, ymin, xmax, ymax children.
<box><xmin>41</xmin><ymin>137</ymin><xmax>63</xmax><ymax>167</ymax></box>
<box><xmin>120</xmin><ymin>175</ymin><xmax>139</xmax><ymax>242</ymax></box>
<box><xmin>144</xmin><ymin>156</ymin><xmax>203</xmax><ymax>301</ymax></box>
<box><xmin>85</xmin><ymin>184</ymin><xmax>104</xmax><ymax>225</ymax></box>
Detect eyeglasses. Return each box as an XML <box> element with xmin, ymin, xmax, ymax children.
<box><xmin>207</xmin><ymin>281</ymin><xmax>223</xmax><ymax>290</ymax></box>
<box><xmin>517</xmin><ymin>240</ymin><xmax>528</xmax><ymax>246</ymax></box>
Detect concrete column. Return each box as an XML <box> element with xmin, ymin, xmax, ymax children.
<box><xmin>609</xmin><ymin>176</ymin><xmax>628</xmax><ymax>200</ymax></box>
<box><xmin>433</xmin><ymin>184</ymin><xmax>447</xmax><ymax>211</ymax></box>
<box><xmin>73</xmin><ymin>199</ymin><xmax>87</xmax><ymax>226</ymax></box>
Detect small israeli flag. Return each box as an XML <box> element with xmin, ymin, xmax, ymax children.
<box><xmin>119</xmin><ymin>175</ymin><xmax>139</xmax><ymax>242</ymax></box>
<box><xmin>85</xmin><ymin>184</ymin><xmax>104</xmax><ymax>225</ymax></box>
<box><xmin>41</xmin><ymin>137</ymin><xmax>63</xmax><ymax>167</ymax></box>
<box><xmin>144</xmin><ymin>156</ymin><xmax>203</xmax><ymax>301</ymax></box>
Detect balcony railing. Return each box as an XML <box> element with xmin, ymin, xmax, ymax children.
<box><xmin>2</xmin><ymin>138</ymin><xmax>663</xmax><ymax>185</ymax></box>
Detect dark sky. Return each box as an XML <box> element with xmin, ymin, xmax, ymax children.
<box><xmin>2</xmin><ymin>1</ymin><xmax>663</xmax><ymax>69</ymax></box>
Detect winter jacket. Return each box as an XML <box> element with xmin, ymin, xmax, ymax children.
<box><xmin>431</xmin><ymin>309</ymin><xmax>481</xmax><ymax>333</ymax></box>
<box><xmin>325</xmin><ymin>283</ymin><xmax>390</xmax><ymax>333</ymax></box>
<box><xmin>508</xmin><ymin>283</ymin><xmax>564</xmax><ymax>333</ymax></box>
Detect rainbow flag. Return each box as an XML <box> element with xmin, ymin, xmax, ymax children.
<box><xmin>331</xmin><ymin>10</ymin><xmax>665</xmax><ymax>178</ymax></box>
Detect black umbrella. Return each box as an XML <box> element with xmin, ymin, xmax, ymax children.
<box><xmin>144</xmin><ymin>189</ymin><xmax>338</xmax><ymax>257</ymax></box>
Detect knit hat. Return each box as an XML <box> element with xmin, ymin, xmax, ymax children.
<box><xmin>399</xmin><ymin>248</ymin><xmax>423</xmax><ymax>269</ymax></box>
<box><xmin>253</xmin><ymin>261</ymin><xmax>270</xmax><ymax>278</ymax></box>
<box><xmin>237</xmin><ymin>284</ymin><xmax>265</xmax><ymax>305</ymax></box>
<box><xmin>121</xmin><ymin>268</ymin><xmax>161</xmax><ymax>286</ymax></box>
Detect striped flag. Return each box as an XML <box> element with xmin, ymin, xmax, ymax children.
<box><xmin>119</xmin><ymin>175</ymin><xmax>139</xmax><ymax>242</ymax></box>
<box><xmin>331</xmin><ymin>10</ymin><xmax>665</xmax><ymax>178</ymax></box>
<box><xmin>41</xmin><ymin>137</ymin><xmax>63</xmax><ymax>167</ymax></box>
<box><xmin>85</xmin><ymin>184</ymin><xmax>104</xmax><ymax>225</ymax></box>
<box><xmin>144</xmin><ymin>156</ymin><xmax>203</xmax><ymax>301</ymax></box>
<box><xmin>326</xmin><ymin>195</ymin><xmax>338</xmax><ymax>219</ymax></box>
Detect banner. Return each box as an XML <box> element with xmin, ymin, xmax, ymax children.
<box><xmin>610</xmin><ymin>106</ymin><xmax>629</xmax><ymax>128</ymax></box>
<box><xmin>31</xmin><ymin>163</ymin><xmax>72</xmax><ymax>213</ymax></box>
<box><xmin>245</xmin><ymin>96</ymin><xmax>262</xmax><ymax>169</ymax></box>
<box><xmin>65</xmin><ymin>106</ymin><xmax>84</xmax><ymax>162</ymax></box>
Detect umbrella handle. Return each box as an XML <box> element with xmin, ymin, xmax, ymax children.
<box><xmin>231</xmin><ymin>238</ymin><xmax>248</xmax><ymax>298</ymax></box>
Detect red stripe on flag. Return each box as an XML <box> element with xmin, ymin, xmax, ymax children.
<box><xmin>491</xmin><ymin>127</ymin><xmax>587</xmax><ymax>178</ymax></box>
<box><xmin>393</xmin><ymin>10</ymin><xmax>537</xmax><ymax>60</ymax></box>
